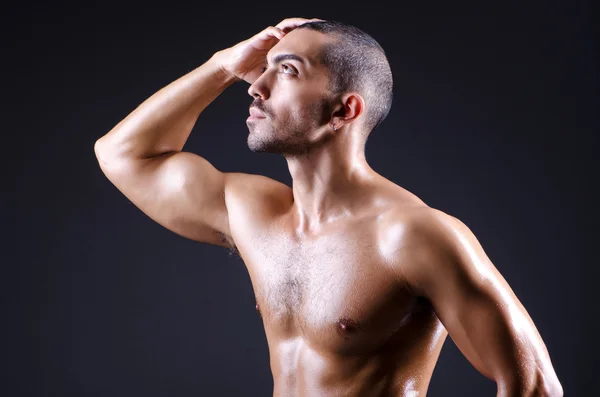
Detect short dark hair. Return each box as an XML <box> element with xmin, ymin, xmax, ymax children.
<box><xmin>298</xmin><ymin>20</ymin><xmax>393</xmax><ymax>137</ymax></box>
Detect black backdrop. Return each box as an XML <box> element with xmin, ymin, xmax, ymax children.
<box><xmin>4</xmin><ymin>1</ymin><xmax>596</xmax><ymax>396</ymax></box>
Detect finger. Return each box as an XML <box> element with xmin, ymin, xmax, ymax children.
<box><xmin>256</xmin><ymin>26</ymin><xmax>286</xmax><ymax>41</ymax></box>
<box><xmin>275</xmin><ymin>17</ymin><xmax>314</xmax><ymax>32</ymax></box>
<box><xmin>277</xmin><ymin>17</ymin><xmax>326</xmax><ymax>34</ymax></box>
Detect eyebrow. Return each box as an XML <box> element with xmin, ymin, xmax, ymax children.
<box><xmin>264</xmin><ymin>53</ymin><xmax>307</xmax><ymax>68</ymax></box>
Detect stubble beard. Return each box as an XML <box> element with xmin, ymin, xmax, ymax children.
<box><xmin>246</xmin><ymin>99</ymin><xmax>331</xmax><ymax>156</ymax></box>
<box><xmin>246</xmin><ymin>119</ymin><xmax>308</xmax><ymax>155</ymax></box>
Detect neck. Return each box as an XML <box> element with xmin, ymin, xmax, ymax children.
<box><xmin>284</xmin><ymin>133</ymin><xmax>377</xmax><ymax>235</ymax></box>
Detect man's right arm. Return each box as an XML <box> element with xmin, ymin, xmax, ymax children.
<box><xmin>94</xmin><ymin>53</ymin><xmax>239</xmax><ymax>247</ymax></box>
<box><xmin>94</xmin><ymin>18</ymin><xmax>318</xmax><ymax>247</ymax></box>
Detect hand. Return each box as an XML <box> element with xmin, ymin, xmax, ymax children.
<box><xmin>214</xmin><ymin>17</ymin><xmax>324</xmax><ymax>84</ymax></box>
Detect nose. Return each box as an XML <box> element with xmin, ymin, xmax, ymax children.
<box><xmin>247</xmin><ymin>73</ymin><xmax>270</xmax><ymax>100</ymax></box>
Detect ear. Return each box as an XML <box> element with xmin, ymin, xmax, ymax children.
<box><xmin>330</xmin><ymin>93</ymin><xmax>365</xmax><ymax>131</ymax></box>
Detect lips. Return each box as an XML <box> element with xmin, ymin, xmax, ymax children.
<box><xmin>249</xmin><ymin>107</ymin><xmax>267</xmax><ymax>118</ymax></box>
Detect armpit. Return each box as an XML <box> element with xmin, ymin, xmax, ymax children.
<box><xmin>216</xmin><ymin>231</ymin><xmax>241</xmax><ymax>258</ymax></box>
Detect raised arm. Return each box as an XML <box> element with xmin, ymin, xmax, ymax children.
<box><xmin>93</xmin><ymin>54</ymin><xmax>238</xmax><ymax>247</ymax></box>
<box><xmin>396</xmin><ymin>209</ymin><xmax>563</xmax><ymax>396</ymax></box>
<box><xmin>94</xmin><ymin>18</ymin><xmax>318</xmax><ymax>247</ymax></box>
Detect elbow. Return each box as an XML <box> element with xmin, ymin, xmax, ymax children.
<box><xmin>533</xmin><ymin>366</ymin><xmax>563</xmax><ymax>397</ymax></box>
<box><xmin>94</xmin><ymin>138</ymin><xmax>113</xmax><ymax>171</ymax></box>
<box><xmin>94</xmin><ymin>137</ymin><xmax>113</xmax><ymax>162</ymax></box>
<box><xmin>94</xmin><ymin>138</ymin><xmax>128</xmax><ymax>175</ymax></box>
<box><xmin>497</xmin><ymin>371</ymin><xmax>563</xmax><ymax>397</ymax></box>
<box><xmin>94</xmin><ymin>139</ymin><xmax>104</xmax><ymax>161</ymax></box>
<box><xmin>526</xmin><ymin>381</ymin><xmax>563</xmax><ymax>397</ymax></box>
<box><xmin>540</xmin><ymin>377</ymin><xmax>563</xmax><ymax>397</ymax></box>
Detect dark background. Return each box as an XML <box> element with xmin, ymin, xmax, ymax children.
<box><xmin>4</xmin><ymin>1</ymin><xmax>596</xmax><ymax>396</ymax></box>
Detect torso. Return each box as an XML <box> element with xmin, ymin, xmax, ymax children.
<box><xmin>222</xmin><ymin>174</ymin><xmax>449</xmax><ymax>396</ymax></box>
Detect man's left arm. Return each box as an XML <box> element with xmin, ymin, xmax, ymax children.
<box><xmin>397</xmin><ymin>209</ymin><xmax>563</xmax><ymax>397</ymax></box>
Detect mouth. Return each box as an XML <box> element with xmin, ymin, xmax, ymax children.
<box><xmin>248</xmin><ymin>107</ymin><xmax>267</xmax><ymax>120</ymax></box>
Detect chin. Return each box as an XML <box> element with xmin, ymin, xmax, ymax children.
<box><xmin>247</xmin><ymin>131</ymin><xmax>272</xmax><ymax>153</ymax></box>
<box><xmin>248</xmin><ymin>135</ymin><xmax>294</xmax><ymax>154</ymax></box>
<box><xmin>246</xmin><ymin>124</ymin><xmax>276</xmax><ymax>152</ymax></box>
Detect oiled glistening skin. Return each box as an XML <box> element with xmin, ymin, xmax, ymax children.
<box><xmin>221</xmin><ymin>176</ymin><xmax>449</xmax><ymax>396</ymax></box>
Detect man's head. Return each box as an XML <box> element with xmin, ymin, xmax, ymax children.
<box><xmin>246</xmin><ymin>20</ymin><xmax>393</xmax><ymax>156</ymax></box>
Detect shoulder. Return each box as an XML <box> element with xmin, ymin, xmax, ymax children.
<box><xmin>225</xmin><ymin>172</ymin><xmax>290</xmax><ymax>193</ymax></box>
<box><xmin>225</xmin><ymin>172</ymin><xmax>293</xmax><ymax>210</ymax></box>
<box><xmin>384</xmin><ymin>204</ymin><xmax>469</xmax><ymax>246</ymax></box>
<box><xmin>408</xmin><ymin>207</ymin><xmax>469</xmax><ymax>241</ymax></box>
<box><xmin>380</xmin><ymin>205</ymin><xmax>481</xmax><ymax>294</ymax></box>
<box><xmin>377</xmin><ymin>205</ymin><xmax>456</xmax><ymax>253</ymax></box>
<box><xmin>368</xmin><ymin>175</ymin><xmax>467</xmax><ymax>249</ymax></box>
<box><xmin>223</xmin><ymin>173</ymin><xmax>294</xmax><ymax>241</ymax></box>
<box><xmin>215</xmin><ymin>173</ymin><xmax>292</xmax><ymax>251</ymax></box>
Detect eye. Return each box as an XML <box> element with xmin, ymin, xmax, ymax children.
<box><xmin>281</xmin><ymin>64</ymin><xmax>296</xmax><ymax>75</ymax></box>
<box><xmin>259</xmin><ymin>64</ymin><xmax>296</xmax><ymax>75</ymax></box>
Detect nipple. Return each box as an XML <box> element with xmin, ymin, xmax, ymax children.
<box><xmin>336</xmin><ymin>318</ymin><xmax>360</xmax><ymax>338</ymax></box>
<box><xmin>255</xmin><ymin>301</ymin><xmax>262</xmax><ymax>318</ymax></box>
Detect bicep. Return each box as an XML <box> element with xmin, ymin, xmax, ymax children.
<box><xmin>99</xmin><ymin>150</ymin><xmax>233</xmax><ymax>247</ymax></box>
<box><xmin>404</xmin><ymin>211</ymin><xmax>553</xmax><ymax>387</ymax></box>
<box><xmin>428</xmin><ymin>259</ymin><xmax>524</xmax><ymax>382</ymax></box>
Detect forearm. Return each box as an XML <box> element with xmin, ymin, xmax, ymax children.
<box><xmin>95</xmin><ymin>51</ymin><xmax>237</xmax><ymax>161</ymax></box>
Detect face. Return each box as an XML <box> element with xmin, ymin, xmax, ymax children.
<box><xmin>246</xmin><ymin>29</ymin><xmax>335</xmax><ymax>155</ymax></box>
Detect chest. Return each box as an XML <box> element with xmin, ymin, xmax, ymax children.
<box><xmin>235</xmin><ymin>222</ymin><xmax>417</xmax><ymax>355</ymax></box>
